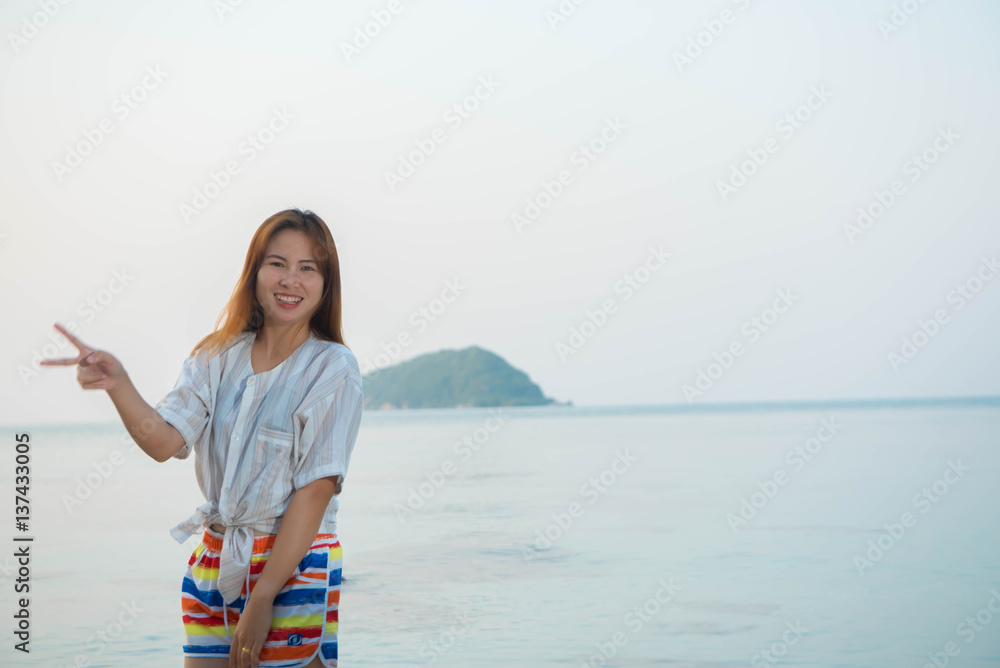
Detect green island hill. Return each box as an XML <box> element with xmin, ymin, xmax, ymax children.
<box><xmin>360</xmin><ymin>345</ymin><xmax>570</xmax><ymax>410</ymax></box>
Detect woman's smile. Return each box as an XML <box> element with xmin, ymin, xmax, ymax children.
<box><xmin>274</xmin><ymin>292</ymin><xmax>303</xmax><ymax>307</ymax></box>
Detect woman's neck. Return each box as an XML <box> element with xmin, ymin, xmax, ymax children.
<box><xmin>252</xmin><ymin>325</ymin><xmax>311</xmax><ymax>361</ymax></box>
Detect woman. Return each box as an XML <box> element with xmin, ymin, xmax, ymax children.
<box><xmin>41</xmin><ymin>209</ymin><xmax>364</xmax><ymax>668</ymax></box>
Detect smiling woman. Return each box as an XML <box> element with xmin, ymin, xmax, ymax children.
<box><xmin>39</xmin><ymin>208</ymin><xmax>364</xmax><ymax>668</ymax></box>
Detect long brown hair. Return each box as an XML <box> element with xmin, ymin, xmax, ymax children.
<box><xmin>189</xmin><ymin>208</ymin><xmax>348</xmax><ymax>361</ymax></box>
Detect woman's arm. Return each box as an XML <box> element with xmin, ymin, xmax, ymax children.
<box><xmin>106</xmin><ymin>375</ymin><xmax>188</xmax><ymax>463</ymax></box>
<box><xmin>250</xmin><ymin>476</ymin><xmax>340</xmax><ymax>601</ymax></box>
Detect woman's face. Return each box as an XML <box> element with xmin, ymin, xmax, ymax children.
<box><xmin>255</xmin><ymin>229</ymin><xmax>325</xmax><ymax>328</ymax></box>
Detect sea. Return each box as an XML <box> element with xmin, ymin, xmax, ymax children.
<box><xmin>2</xmin><ymin>400</ymin><xmax>999</xmax><ymax>667</ymax></box>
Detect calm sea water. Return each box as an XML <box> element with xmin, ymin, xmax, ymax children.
<box><xmin>2</xmin><ymin>401</ymin><xmax>999</xmax><ymax>667</ymax></box>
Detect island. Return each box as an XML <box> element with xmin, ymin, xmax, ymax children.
<box><xmin>360</xmin><ymin>345</ymin><xmax>566</xmax><ymax>409</ymax></box>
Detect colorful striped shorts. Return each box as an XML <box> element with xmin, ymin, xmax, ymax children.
<box><xmin>181</xmin><ymin>525</ymin><xmax>342</xmax><ymax>666</ymax></box>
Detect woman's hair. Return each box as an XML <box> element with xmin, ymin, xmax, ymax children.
<box><xmin>189</xmin><ymin>208</ymin><xmax>348</xmax><ymax>360</ymax></box>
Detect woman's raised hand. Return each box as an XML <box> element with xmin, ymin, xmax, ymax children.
<box><xmin>39</xmin><ymin>322</ymin><xmax>126</xmax><ymax>391</ymax></box>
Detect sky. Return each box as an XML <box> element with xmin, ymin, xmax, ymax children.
<box><xmin>2</xmin><ymin>0</ymin><xmax>999</xmax><ymax>425</ymax></box>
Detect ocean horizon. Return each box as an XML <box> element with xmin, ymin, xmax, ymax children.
<box><xmin>12</xmin><ymin>393</ymin><xmax>1000</xmax><ymax>433</ymax></box>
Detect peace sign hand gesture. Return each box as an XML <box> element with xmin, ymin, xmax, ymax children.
<box><xmin>40</xmin><ymin>322</ymin><xmax>126</xmax><ymax>391</ymax></box>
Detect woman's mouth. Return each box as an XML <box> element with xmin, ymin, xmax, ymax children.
<box><xmin>274</xmin><ymin>293</ymin><xmax>303</xmax><ymax>308</ymax></box>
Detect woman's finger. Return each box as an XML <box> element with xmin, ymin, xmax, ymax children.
<box><xmin>80</xmin><ymin>350</ymin><xmax>103</xmax><ymax>368</ymax></box>
<box><xmin>79</xmin><ymin>367</ymin><xmax>104</xmax><ymax>381</ymax></box>
<box><xmin>229</xmin><ymin>636</ymin><xmax>241</xmax><ymax>668</ymax></box>
<box><xmin>52</xmin><ymin>322</ymin><xmax>93</xmax><ymax>355</ymax></box>
<box><xmin>39</xmin><ymin>356</ymin><xmax>83</xmax><ymax>366</ymax></box>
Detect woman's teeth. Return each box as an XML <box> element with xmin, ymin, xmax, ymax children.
<box><xmin>276</xmin><ymin>295</ymin><xmax>302</xmax><ymax>304</ymax></box>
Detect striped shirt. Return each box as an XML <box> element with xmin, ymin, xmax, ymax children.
<box><xmin>154</xmin><ymin>330</ymin><xmax>364</xmax><ymax>606</ymax></box>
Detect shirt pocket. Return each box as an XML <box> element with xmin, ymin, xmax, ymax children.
<box><xmin>248</xmin><ymin>427</ymin><xmax>294</xmax><ymax>510</ymax></box>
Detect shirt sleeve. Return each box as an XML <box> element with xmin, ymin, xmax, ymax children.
<box><xmin>293</xmin><ymin>371</ymin><xmax>364</xmax><ymax>491</ymax></box>
<box><xmin>153</xmin><ymin>351</ymin><xmax>211</xmax><ymax>461</ymax></box>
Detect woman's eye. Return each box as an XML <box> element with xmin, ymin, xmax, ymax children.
<box><xmin>269</xmin><ymin>261</ymin><xmax>315</xmax><ymax>271</ymax></box>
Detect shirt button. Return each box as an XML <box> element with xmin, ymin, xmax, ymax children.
<box><xmin>247</xmin><ymin>377</ymin><xmax>255</xmax><ymax>386</ymax></box>
<box><xmin>232</xmin><ymin>433</ymin><xmax>239</xmax><ymax>441</ymax></box>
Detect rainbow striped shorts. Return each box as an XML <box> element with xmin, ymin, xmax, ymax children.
<box><xmin>181</xmin><ymin>525</ymin><xmax>342</xmax><ymax>666</ymax></box>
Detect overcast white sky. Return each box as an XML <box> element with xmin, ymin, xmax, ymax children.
<box><xmin>2</xmin><ymin>0</ymin><xmax>999</xmax><ymax>425</ymax></box>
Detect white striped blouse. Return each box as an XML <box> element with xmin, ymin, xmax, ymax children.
<box><xmin>154</xmin><ymin>330</ymin><xmax>364</xmax><ymax>605</ymax></box>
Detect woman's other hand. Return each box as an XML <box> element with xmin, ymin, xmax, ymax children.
<box><xmin>39</xmin><ymin>322</ymin><xmax>126</xmax><ymax>391</ymax></box>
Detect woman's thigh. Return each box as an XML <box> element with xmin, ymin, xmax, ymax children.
<box><xmin>184</xmin><ymin>658</ymin><xmax>228</xmax><ymax>668</ymax></box>
<box><xmin>184</xmin><ymin>653</ymin><xmax>326</xmax><ymax>667</ymax></box>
